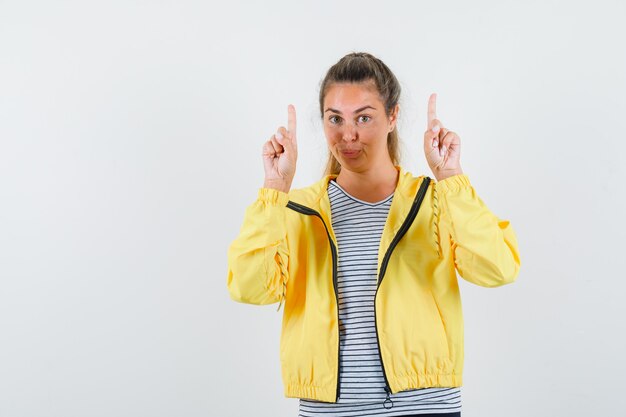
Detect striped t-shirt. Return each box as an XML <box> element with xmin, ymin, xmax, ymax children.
<box><xmin>298</xmin><ymin>179</ymin><xmax>462</xmax><ymax>417</ymax></box>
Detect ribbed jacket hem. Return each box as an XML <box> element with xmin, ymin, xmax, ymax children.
<box><xmin>284</xmin><ymin>373</ymin><xmax>463</xmax><ymax>403</ymax></box>
<box><xmin>388</xmin><ymin>373</ymin><xmax>463</xmax><ymax>393</ymax></box>
<box><xmin>285</xmin><ymin>382</ymin><xmax>337</xmax><ymax>403</ymax></box>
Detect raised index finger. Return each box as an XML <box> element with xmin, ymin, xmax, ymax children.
<box><xmin>427</xmin><ymin>93</ymin><xmax>437</xmax><ymax>126</ymax></box>
<box><xmin>287</xmin><ymin>104</ymin><xmax>297</xmax><ymax>135</ymax></box>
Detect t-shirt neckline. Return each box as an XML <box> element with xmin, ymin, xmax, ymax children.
<box><xmin>329</xmin><ymin>179</ymin><xmax>394</xmax><ymax>206</ymax></box>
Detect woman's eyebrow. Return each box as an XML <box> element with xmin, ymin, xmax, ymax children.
<box><xmin>324</xmin><ymin>105</ymin><xmax>377</xmax><ymax>114</ymax></box>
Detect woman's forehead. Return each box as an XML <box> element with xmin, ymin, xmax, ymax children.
<box><xmin>324</xmin><ymin>82</ymin><xmax>382</xmax><ymax>111</ymax></box>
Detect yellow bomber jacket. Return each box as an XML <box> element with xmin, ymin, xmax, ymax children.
<box><xmin>226</xmin><ymin>165</ymin><xmax>521</xmax><ymax>403</ymax></box>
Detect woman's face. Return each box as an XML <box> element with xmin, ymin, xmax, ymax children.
<box><xmin>322</xmin><ymin>81</ymin><xmax>398</xmax><ymax>173</ymax></box>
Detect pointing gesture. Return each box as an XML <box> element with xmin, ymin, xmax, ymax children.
<box><xmin>423</xmin><ymin>93</ymin><xmax>463</xmax><ymax>181</ymax></box>
<box><xmin>263</xmin><ymin>104</ymin><xmax>298</xmax><ymax>193</ymax></box>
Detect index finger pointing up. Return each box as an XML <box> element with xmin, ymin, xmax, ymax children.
<box><xmin>287</xmin><ymin>104</ymin><xmax>297</xmax><ymax>135</ymax></box>
<box><xmin>427</xmin><ymin>93</ymin><xmax>437</xmax><ymax>126</ymax></box>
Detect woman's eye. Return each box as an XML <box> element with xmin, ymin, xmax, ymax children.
<box><xmin>329</xmin><ymin>115</ymin><xmax>341</xmax><ymax>124</ymax></box>
<box><xmin>358</xmin><ymin>115</ymin><xmax>371</xmax><ymax>123</ymax></box>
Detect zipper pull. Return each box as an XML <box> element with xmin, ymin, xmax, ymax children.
<box><xmin>383</xmin><ymin>385</ymin><xmax>393</xmax><ymax>409</ymax></box>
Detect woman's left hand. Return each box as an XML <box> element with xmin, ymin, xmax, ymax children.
<box><xmin>423</xmin><ymin>93</ymin><xmax>463</xmax><ymax>181</ymax></box>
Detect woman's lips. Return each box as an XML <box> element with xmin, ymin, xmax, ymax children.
<box><xmin>341</xmin><ymin>149</ymin><xmax>361</xmax><ymax>158</ymax></box>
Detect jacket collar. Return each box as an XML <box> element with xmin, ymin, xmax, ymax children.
<box><xmin>298</xmin><ymin>165</ymin><xmax>419</xmax><ymax>205</ymax></box>
<box><xmin>289</xmin><ymin>165</ymin><xmax>428</xmax><ymax>255</ymax></box>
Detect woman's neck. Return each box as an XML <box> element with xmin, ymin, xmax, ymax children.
<box><xmin>334</xmin><ymin>162</ymin><xmax>399</xmax><ymax>203</ymax></box>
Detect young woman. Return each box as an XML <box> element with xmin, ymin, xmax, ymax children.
<box><xmin>227</xmin><ymin>52</ymin><xmax>521</xmax><ymax>417</ymax></box>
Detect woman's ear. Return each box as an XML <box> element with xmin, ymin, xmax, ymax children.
<box><xmin>389</xmin><ymin>104</ymin><xmax>399</xmax><ymax>131</ymax></box>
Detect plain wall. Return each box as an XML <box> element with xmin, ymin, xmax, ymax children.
<box><xmin>1</xmin><ymin>1</ymin><xmax>624</xmax><ymax>416</ymax></box>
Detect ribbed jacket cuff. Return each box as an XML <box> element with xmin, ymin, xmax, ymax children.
<box><xmin>258</xmin><ymin>187</ymin><xmax>290</xmax><ymax>206</ymax></box>
<box><xmin>435</xmin><ymin>174</ymin><xmax>471</xmax><ymax>193</ymax></box>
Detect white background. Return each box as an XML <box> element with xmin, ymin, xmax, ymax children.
<box><xmin>1</xmin><ymin>1</ymin><xmax>625</xmax><ymax>416</ymax></box>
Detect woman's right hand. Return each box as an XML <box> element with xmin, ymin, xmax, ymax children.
<box><xmin>262</xmin><ymin>104</ymin><xmax>298</xmax><ymax>193</ymax></box>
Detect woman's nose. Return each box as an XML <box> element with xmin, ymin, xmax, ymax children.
<box><xmin>341</xmin><ymin>124</ymin><xmax>358</xmax><ymax>141</ymax></box>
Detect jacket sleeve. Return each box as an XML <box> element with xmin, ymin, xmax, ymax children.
<box><xmin>226</xmin><ymin>187</ymin><xmax>290</xmax><ymax>310</ymax></box>
<box><xmin>435</xmin><ymin>174</ymin><xmax>521</xmax><ymax>288</ymax></box>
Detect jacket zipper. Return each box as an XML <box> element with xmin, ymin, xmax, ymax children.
<box><xmin>373</xmin><ymin>176</ymin><xmax>431</xmax><ymax>408</ymax></box>
<box><xmin>286</xmin><ymin>176</ymin><xmax>431</xmax><ymax>404</ymax></box>
<box><xmin>286</xmin><ymin>200</ymin><xmax>341</xmax><ymax>402</ymax></box>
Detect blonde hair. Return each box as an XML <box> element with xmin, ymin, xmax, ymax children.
<box><xmin>318</xmin><ymin>52</ymin><xmax>402</xmax><ymax>176</ymax></box>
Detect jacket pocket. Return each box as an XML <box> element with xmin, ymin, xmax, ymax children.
<box><xmin>428</xmin><ymin>289</ymin><xmax>451</xmax><ymax>360</ymax></box>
